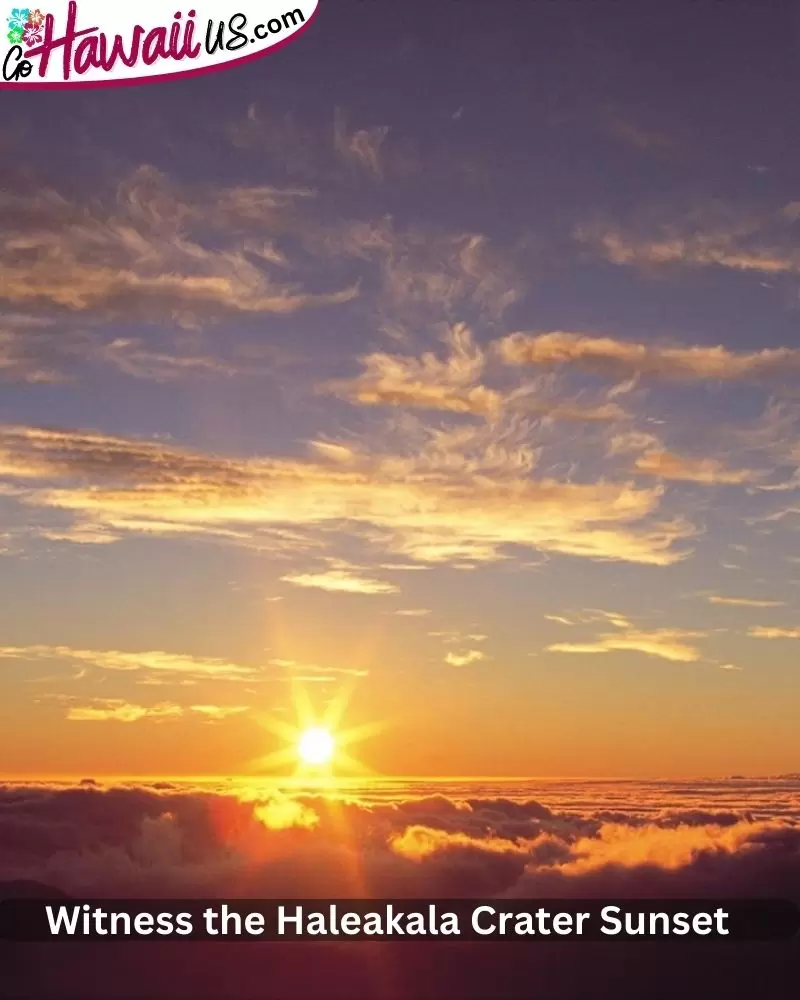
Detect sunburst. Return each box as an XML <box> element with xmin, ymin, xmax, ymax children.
<box><xmin>250</xmin><ymin>678</ymin><xmax>383</xmax><ymax>780</ymax></box>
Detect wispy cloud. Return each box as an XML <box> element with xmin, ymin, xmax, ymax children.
<box><xmin>707</xmin><ymin>595</ymin><xmax>785</xmax><ymax>608</ymax></box>
<box><xmin>0</xmin><ymin>167</ymin><xmax>357</xmax><ymax>326</ymax></box>
<box><xmin>0</xmin><ymin>423</ymin><xmax>694</xmax><ymax>567</ymax></box>
<box><xmin>445</xmin><ymin>649</ymin><xmax>486</xmax><ymax>666</ymax></box>
<box><xmin>498</xmin><ymin>331</ymin><xmax>800</xmax><ymax>383</ymax></box>
<box><xmin>747</xmin><ymin>626</ymin><xmax>800</xmax><ymax>639</ymax></box>
<box><xmin>0</xmin><ymin>644</ymin><xmax>259</xmax><ymax>682</ymax></box>
<box><xmin>430</xmin><ymin>630</ymin><xmax>488</xmax><ymax>645</ymax></box>
<box><xmin>63</xmin><ymin>700</ymin><xmax>249</xmax><ymax>722</ymax></box>
<box><xmin>324</xmin><ymin>323</ymin><xmax>501</xmax><ymax>418</ymax></box>
<box><xmin>549</xmin><ymin>627</ymin><xmax>706</xmax><ymax>663</ymax></box>
<box><xmin>188</xmin><ymin>705</ymin><xmax>250</xmax><ymax>721</ymax></box>
<box><xmin>89</xmin><ymin>337</ymin><xmax>286</xmax><ymax>383</ymax></box>
<box><xmin>268</xmin><ymin>658</ymin><xmax>368</xmax><ymax>678</ymax></box>
<box><xmin>633</xmin><ymin>449</ymin><xmax>761</xmax><ymax>485</ymax></box>
<box><xmin>544</xmin><ymin>614</ymin><xmax>575</xmax><ymax>625</ymax></box>
<box><xmin>327</xmin><ymin>325</ymin><xmax>629</xmax><ymax>423</ymax></box>
<box><xmin>66</xmin><ymin>700</ymin><xmax>185</xmax><ymax>723</ymax></box>
<box><xmin>0</xmin><ymin>323</ymin><xmax>292</xmax><ymax>388</ymax></box>
<box><xmin>280</xmin><ymin>562</ymin><xmax>399</xmax><ymax>595</ymax></box>
<box><xmin>0</xmin><ymin>315</ymin><xmax>81</xmax><ymax>384</ymax></box>
<box><xmin>230</xmin><ymin>109</ymin><xmax>526</xmax><ymax>323</ymax></box>
<box><xmin>576</xmin><ymin>203</ymin><xmax>800</xmax><ymax>278</ymax></box>
<box><xmin>2</xmin><ymin>643</ymin><xmax>373</xmax><ymax>689</ymax></box>
<box><xmin>333</xmin><ymin>108</ymin><xmax>389</xmax><ymax>176</ymax></box>
<box><xmin>321</xmin><ymin>220</ymin><xmax>524</xmax><ymax>322</ymax></box>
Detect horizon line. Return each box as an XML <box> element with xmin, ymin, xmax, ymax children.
<box><xmin>1</xmin><ymin>772</ymin><xmax>797</xmax><ymax>784</ymax></box>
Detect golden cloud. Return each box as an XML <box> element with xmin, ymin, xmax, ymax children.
<box><xmin>498</xmin><ymin>331</ymin><xmax>800</xmax><ymax>382</ymax></box>
<box><xmin>747</xmin><ymin>626</ymin><xmax>800</xmax><ymax>639</ymax></box>
<box><xmin>63</xmin><ymin>700</ymin><xmax>249</xmax><ymax>723</ymax></box>
<box><xmin>0</xmin><ymin>423</ymin><xmax>694</xmax><ymax>567</ymax></box>
<box><xmin>576</xmin><ymin>204</ymin><xmax>800</xmax><ymax>279</ymax></box>
<box><xmin>583</xmin><ymin>229</ymin><xmax>800</xmax><ymax>275</ymax></box>
<box><xmin>0</xmin><ymin>168</ymin><xmax>357</xmax><ymax>324</ymax></box>
<box><xmin>560</xmin><ymin>820</ymin><xmax>775</xmax><ymax>874</ymax></box>
<box><xmin>327</xmin><ymin>325</ymin><xmax>630</xmax><ymax>424</ymax></box>
<box><xmin>280</xmin><ymin>564</ymin><xmax>399</xmax><ymax>595</ymax></box>
<box><xmin>390</xmin><ymin>825</ymin><xmax>525</xmax><ymax>861</ymax></box>
<box><xmin>549</xmin><ymin>627</ymin><xmax>706</xmax><ymax>663</ymax></box>
<box><xmin>325</xmin><ymin>324</ymin><xmax>501</xmax><ymax>418</ymax></box>
<box><xmin>633</xmin><ymin>449</ymin><xmax>761</xmax><ymax>485</ymax></box>
<box><xmin>0</xmin><ymin>644</ymin><xmax>259</xmax><ymax>681</ymax></box>
<box><xmin>444</xmin><ymin>650</ymin><xmax>486</xmax><ymax>667</ymax></box>
<box><xmin>254</xmin><ymin>796</ymin><xmax>319</xmax><ymax>831</ymax></box>
<box><xmin>189</xmin><ymin>705</ymin><xmax>250</xmax><ymax>720</ymax></box>
<box><xmin>707</xmin><ymin>595</ymin><xmax>784</xmax><ymax>608</ymax></box>
<box><xmin>66</xmin><ymin>700</ymin><xmax>184</xmax><ymax>723</ymax></box>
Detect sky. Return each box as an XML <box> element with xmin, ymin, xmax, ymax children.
<box><xmin>1</xmin><ymin>0</ymin><xmax>799</xmax><ymax>779</ymax></box>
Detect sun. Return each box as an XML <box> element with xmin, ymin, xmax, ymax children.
<box><xmin>250</xmin><ymin>673</ymin><xmax>384</xmax><ymax>780</ymax></box>
<box><xmin>297</xmin><ymin>726</ymin><xmax>335</xmax><ymax>767</ymax></box>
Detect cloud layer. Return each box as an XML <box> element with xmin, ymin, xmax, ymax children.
<box><xmin>1</xmin><ymin>778</ymin><xmax>798</xmax><ymax>900</ymax></box>
<box><xmin>6</xmin><ymin>779</ymin><xmax>798</xmax><ymax>1000</ymax></box>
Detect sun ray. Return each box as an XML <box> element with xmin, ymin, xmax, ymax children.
<box><xmin>248</xmin><ymin>678</ymin><xmax>385</xmax><ymax>780</ymax></box>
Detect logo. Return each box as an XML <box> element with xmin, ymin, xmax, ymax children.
<box><xmin>1</xmin><ymin>1</ymin><xmax>318</xmax><ymax>88</ymax></box>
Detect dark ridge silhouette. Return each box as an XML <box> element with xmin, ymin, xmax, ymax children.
<box><xmin>0</xmin><ymin>880</ymin><xmax>71</xmax><ymax>901</ymax></box>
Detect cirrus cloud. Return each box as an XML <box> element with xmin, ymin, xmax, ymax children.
<box><xmin>549</xmin><ymin>627</ymin><xmax>707</xmax><ymax>663</ymax></box>
<box><xmin>497</xmin><ymin>331</ymin><xmax>800</xmax><ymax>383</ymax></box>
<box><xmin>0</xmin><ymin>423</ymin><xmax>694</xmax><ymax>568</ymax></box>
<box><xmin>747</xmin><ymin>626</ymin><xmax>800</xmax><ymax>639</ymax></box>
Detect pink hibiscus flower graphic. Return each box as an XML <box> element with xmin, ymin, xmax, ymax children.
<box><xmin>22</xmin><ymin>21</ymin><xmax>41</xmax><ymax>45</ymax></box>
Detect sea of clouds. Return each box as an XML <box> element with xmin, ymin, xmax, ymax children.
<box><xmin>2</xmin><ymin>777</ymin><xmax>799</xmax><ymax>900</ymax></box>
<box><xmin>2</xmin><ymin>778</ymin><xmax>800</xmax><ymax>999</ymax></box>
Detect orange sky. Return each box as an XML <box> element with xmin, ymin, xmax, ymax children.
<box><xmin>1</xmin><ymin>5</ymin><xmax>799</xmax><ymax>781</ymax></box>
